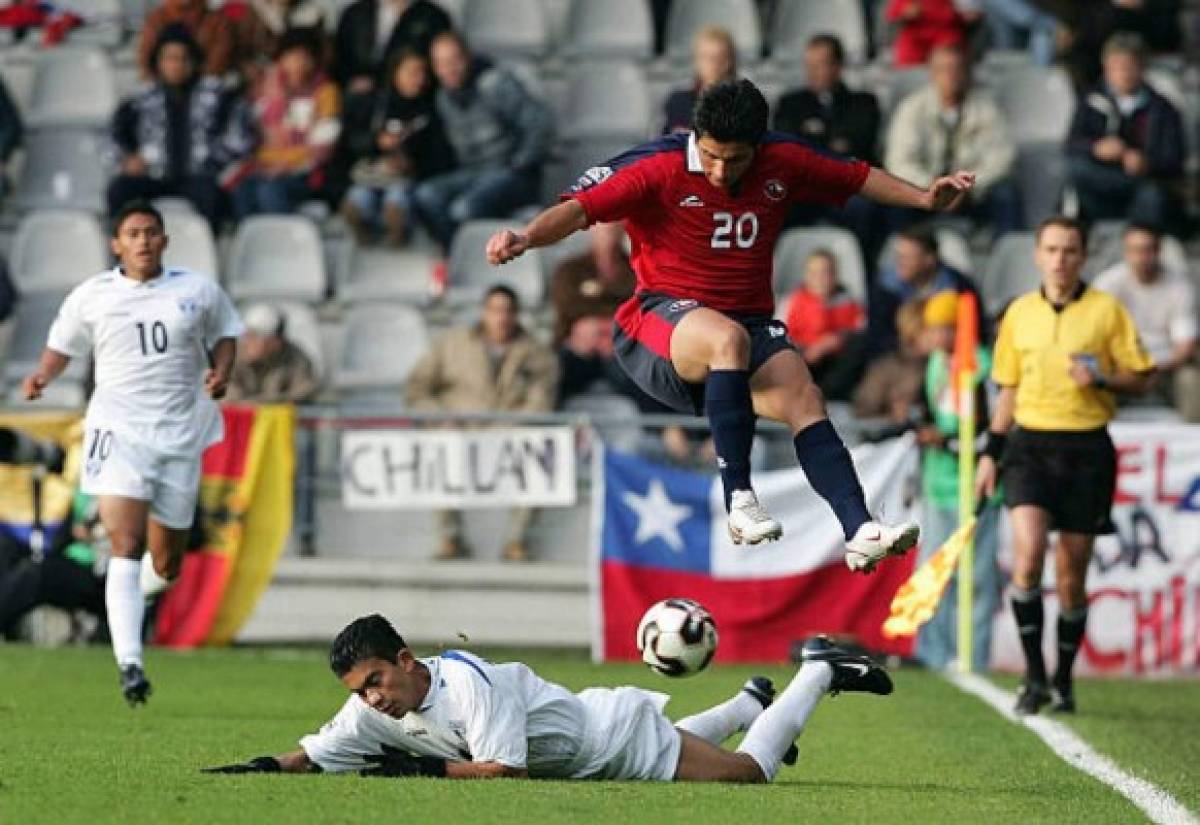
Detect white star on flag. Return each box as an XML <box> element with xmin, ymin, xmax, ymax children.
<box><xmin>622</xmin><ymin>478</ymin><xmax>693</xmax><ymax>553</ymax></box>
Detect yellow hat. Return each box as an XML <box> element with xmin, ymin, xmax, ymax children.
<box><xmin>923</xmin><ymin>290</ymin><xmax>959</xmax><ymax>327</ymax></box>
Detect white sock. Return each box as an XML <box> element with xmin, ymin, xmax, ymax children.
<box><xmin>139</xmin><ymin>553</ymin><xmax>173</xmax><ymax>599</ymax></box>
<box><xmin>676</xmin><ymin>689</ymin><xmax>764</xmax><ymax>744</ymax></box>
<box><xmin>106</xmin><ymin>557</ymin><xmax>145</xmax><ymax>668</ymax></box>
<box><xmin>737</xmin><ymin>663</ymin><xmax>832</xmax><ymax>781</ymax></box>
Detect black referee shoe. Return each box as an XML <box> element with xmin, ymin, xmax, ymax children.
<box><xmin>1014</xmin><ymin>680</ymin><xmax>1051</xmax><ymax>716</ymax></box>
<box><xmin>741</xmin><ymin>677</ymin><xmax>799</xmax><ymax>766</ymax></box>
<box><xmin>120</xmin><ymin>664</ymin><xmax>152</xmax><ymax>707</ymax></box>
<box><xmin>1050</xmin><ymin>681</ymin><xmax>1076</xmax><ymax>714</ymax></box>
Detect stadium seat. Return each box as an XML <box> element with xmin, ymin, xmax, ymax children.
<box><xmin>773</xmin><ymin>226</ymin><xmax>867</xmax><ymax>304</ymax></box>
<box><xmin>66</xmin><ymin>0</ymin><xmax>126</xmax><ymax>49</ymax></box>
<box><xmin>979</xmin><ymin>232</ymin><xmax>1036</xmax><ymax>315</ymax></box>
<box><xmin>994</xmin><ymin>66</ymin><xmax>1074</xmax><ymax>144</ymax></box>
<box><xmin>338</xmin><ymin>245</ymin><xmax>434</xmax><ymax>306</ymax></box>
<box><xmin>562</xmin><ymin>0</ymin><xmax>653</xmax><ymax>60</ymax></box>
<box><xmin>10</xmin><ymin>210</ymin><xmax>108</xmax><ymax>294</ymax></box>
<box><xmin>1014</xmin><ymin>142</ymin><xmax>1066</xmax><ymax>225</ymax></box>
<box><xmin>874</xmin><ymin>65</ymin><xmax>929</xmax><ymax>117</ymax></box>
<box><xmin>3</xmin><ymin>292</ymin><xmax>88</xmax><ymax>385</ymax></box>
<box><xmin>563</xmin><ymin>392</ymin><xmax>644</xmax><ymax>453</ymax></box>
<box><xmin>227</xmin><ymin>216</ymin><xmax>327</xmax><ymax>304</ymax></box>
<box><xmin>665</xmin><ymin>0</ymin><xmax>763</xmax><ymax>63</ymax></box>
<box><xmin>448</xmin><ymin>220</ymin><xmax>544</xmax><ymax>308</ymax></box>
<box><xmin>25</xmin><ymin>48</ymin><xmax>117</xmax><ymax>129</ymax></box>
<box><xmin>878</xmin><ymin>226</ymin><xmax>975</xmax><ymax>276</ymax></box>
<box><xmin>560</xmin><ymin>62</ymin><xmax>652</xmax><ymax>142</ymax></box>
<box><xmin>161</xmin><ymin>208</ymin><xmax>219</xmax><ymax>280</ymax></box>
<box><xmin>770</xmin><ymin>0</ymin><xmax>868</xmax><ymax>65</ymax></box>
<box><xmin>334</xmin><ymin>303</ymin><xmax>429</xmax><ymax>394</ymax></box>
<box><xmin>462</xmin><ymin>0</ymin><xmax>550</xmax><ymax>60</ymax></box>
<box><xmin>13</xmin><ymin>129</ymin><xmax>108</xmax><ymax>212</ymax></box>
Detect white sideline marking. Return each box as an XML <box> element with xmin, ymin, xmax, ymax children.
<box><xmin>945</xmin><ymin>671</ymin><xmax>1198</xmax><ymax>825</ymax></box>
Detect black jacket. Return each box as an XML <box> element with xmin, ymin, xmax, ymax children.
<box><xmin>661</xmin><ymin>87</ymin><xmax>698</xmax><ymax>135</ymax></box>
<box><xmin>773</xmin><ymin>82</ymin><xmax>882</xmax><ymax>165</ymax></box>
<box><xmin>1065</xmin><ymin>83</ymin><xmax>1186</xmax><ymax>179</ymax></box>
<box><xmin>333</xmin><ymin>0</ymin><xmax>452</xmax><ymax>87</ymax></box>
<box><xmin>0</xmin><ymin>76</ymin><xmax>21</xmax><ymax>163</ymax></box>
<box><xmin>342</xmin><ymin>86</ymin><xmax>455</xmax><ymax>181</ymax></box>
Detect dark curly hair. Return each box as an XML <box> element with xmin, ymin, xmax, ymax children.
<box><xmin>329</xmin><ymin>614</ymin><xmax>408</xmax><ymax>677</ymax></box>
<box><xmin>693</xmin><ymin>79</ymin><xmax>769</xmax><ymax>145</ymax></box>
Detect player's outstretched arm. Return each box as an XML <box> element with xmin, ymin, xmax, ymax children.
<box><xmin>205</xmin><ymin>337</ymin><xmax>237</xmax><ymax>400</ymax></box>
<box><xmin>860</xmin><ymin>167</ymin><xmax>976</xmax><ymax>212</ymax></box>
<box><xmin>202</xmin><ymin>749</ymin><xmax>317</xmax><ymax>774</ymax></box>
<box><xmin>486</xmin><ymin>200</ymin><xmax>589</xmax><ymax>266</ymax></box>
<box><xmin>21</xmin><ymin>349</ymin><xmax>71</xmax><ymax>401</ymax></box>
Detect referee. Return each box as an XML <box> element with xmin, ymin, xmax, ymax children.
<box><xmin>976</xmin><ymin>216</ymin><xmax>1153</xmax><ymax>715</ymax></box>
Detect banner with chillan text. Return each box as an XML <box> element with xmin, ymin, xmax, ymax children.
<box><xmin>341</xmin><ymin>427</ymin><xmax>576</xmax><ymax>510</ymax></box>
<box><xmin>991</xmin><ymin>422</ymin><xmax>1200</xmax><ymax>676</ymax></box>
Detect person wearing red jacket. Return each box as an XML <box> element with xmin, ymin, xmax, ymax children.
<box><xmin>784</xmin><ymin>250</ymin><xmax>865</xmax><ymax>400</ymax></box>
<box><xmin>885</xmin><ymin>0</ymin><xmax>977</xmax><ymax>66</ymax></box>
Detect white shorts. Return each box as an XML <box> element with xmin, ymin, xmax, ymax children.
<box><xmin>80</xmin><ymin>428</ymin><xmax>202</xmax><ymax>530</ymax></box>
<box><xmin>570</xmin><ymin>687</ymin><xmax>682</xmax><ymax>782</ymax></box>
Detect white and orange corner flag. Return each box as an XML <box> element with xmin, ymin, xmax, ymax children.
<box><xmin>882</xmin><ymin>514</ymin><xmax>977</xmax><ymax>639</ymax></box>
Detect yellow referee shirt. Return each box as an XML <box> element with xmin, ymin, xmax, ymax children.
<box><xmin>992</xmin><ymin>284</ymin><xmax>1154</xmax><ymax>431</ymax></box>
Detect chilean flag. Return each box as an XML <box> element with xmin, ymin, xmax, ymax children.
<box><xmin>594</xmin><ymin>436</ymin><xmax>920</xmax><ymax>663</ymax></box>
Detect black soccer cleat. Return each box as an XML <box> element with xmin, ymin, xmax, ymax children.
<box><xmin>120</xmin><ymin>664</ymin><xmax>152</xmax><ymax>707</ymax></box>
<box><xmin>800</xmin><ymin>636</ymin><xmax>893</xmax><ymax>696</ymax></box>
<box><xmin>1050</xmin><ymin>682</ymin><xmax>1076</xmax><ymax>714</ymax></box>
<box><xmin>1014</xmin><ymin>680</ymin><xmax>1051</xmax><ymax>716</ymax></box>
<box><xmin>741</xmin><ymin>677</ymin><xmax>799</xmax><ymax>765</ymax></box>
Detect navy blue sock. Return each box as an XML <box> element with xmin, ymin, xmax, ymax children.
<box><xmin>793</xmin><ymin>420</ymin><xmax>871</xmax><ymax>540</ymax></box>
<box><xmin>704</xmin><ymin>369</ymin><xmax>755</xmax><ymax>512</ymax></box>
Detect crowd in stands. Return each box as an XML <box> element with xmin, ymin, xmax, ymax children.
<box><xmin>0</xmin><ymin>0</ymin><xmax>1197</xmax><ymax>562</ymax></box>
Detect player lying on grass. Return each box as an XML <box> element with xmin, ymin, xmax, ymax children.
<box><xmin>487</xmin><ymin>79</ymin><xmax>975</xmax><ymax>572</ymax></box>
<box><xmin>204</xmin><ymin>614</ymin><xmax>892</xmax><ymax>782</ymax></box>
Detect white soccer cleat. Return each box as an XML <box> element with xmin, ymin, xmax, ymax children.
<box><xmin>845</xmin><ymin>520</ymin><xmax>920</xmax><ymax>573</ymax></box>
<box><xmin>727</xmin><ymin>490</ymin><xmax>783</xmax><ymax>545</ymax></box>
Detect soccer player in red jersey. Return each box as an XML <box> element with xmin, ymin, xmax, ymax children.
<box><xmin>487</xmin><ymin>80</ymin><xmax>975</xmax><ymax>572</ymax></box>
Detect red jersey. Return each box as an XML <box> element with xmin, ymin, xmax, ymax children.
<box><xmin>566</xmin><ymin>131</ymin><xmax>869</xmax><ymax>316</ymax></box>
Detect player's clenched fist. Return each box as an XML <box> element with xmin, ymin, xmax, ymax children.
<box><xmin>205</xmin><ymin>369</ymin><xmax>229</xmax><ymax>400</ymax></box>
<box><xmin>21</xmin><ymin>373</ymin><xmax>47</xmax><ymax>401</ymax></box>
<box><xmin>486</xmin><ymin>229</ymin><xmax>529</xmax><ymax>265</ymax></box>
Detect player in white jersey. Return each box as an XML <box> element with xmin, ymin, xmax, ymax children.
<box><xmin>21</xmin><ymin>201</ymin><xmax>243</xmax><ymax>706</ymax></box>
<box><xmin>203</xmin><ymin>614</ymin><xmax>893</xmax><ymax>782</ymax></box>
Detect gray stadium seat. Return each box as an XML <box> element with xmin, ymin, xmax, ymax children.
<box><xmin>773</xmin><ymin>226</ymin><xmax>867</xmax><ymax>304</ymax></box>
<box><xmin>666</xmin><ymin>0</ymin><xmax>763</xmax><ymax>63</ymax></box>
<box><xmin>1014</xmin><ymin>143</ymin><xmax>1066</xmax><ymax>225</ymax></box>
<box><xmin>462</xmin><ymin>0</ymin><xmax>550</xmax><ymax>60</ymax></box>
<box><xmin>561</xmin><ymin>62</ymin><xmax>652</xmax><ymax>142</ymax></box>
<box><xmin>979</xmin><ymin>232</ymin><xmax>1036</xmax><ymax>315</ymax></box>
<box><xmin>161</xmin><ymin>208</ymin><xmax>219</xmax><ymax>279</ymax></box>
<box><xmin>13</xmin><ymin>129</ymin><xmax>108</xmax><ymax>212</ymax></box>
<box><xmin>66</xmin><ymin>0</ymin><xmax>126</xmax><ymax>48</ymax></box>
<box><xmin>771</xmin><ymin>0</ymin><xmax>868</xmax><ymax>65</ymax></box>
<box><xmin>878</xmin><ymin>226</ymin><xmax>975</xmax><ymax>276</ymax></box>
<box><xmin>563</xmin><ymin>392</ymin><xmax>644</xmax><ymax>453</ymax></box>
<box><xmin>3</xmin><ymin>292</ymin><xmax>88</xmax><ymax>385</ymax></box>
<box><xmin>562</xmin><ymin>0</ymin><xmax>653</xmax><ymax>60</ymax></box>
<box><xmin>874</xmin><ymin>65</ymin><xmax>929</xmax><ymax>117</ymax></box>
<box><xmin>448</xmin><ymin>220</ymin><xmax>545</xmax><ymax>308</ymax></box>
<box><xmin>994</xmin><ymin>66</ymin><xmax>1074</xmax><ymax>144</ymax></box>
<box><xmin>10</xmin><ymin>210</ymin><xmax>108</xmax><ymax>293</ymax></box>
<box><xmin>26</xmin><ymin>48</ymin><xmax>117</xmax><ymax>129</ymax></box>
<box><xmin>334</xmin><ymin>304</ymin><xmax>429</xmax><ymax>394</ymax></box>
<box><xmin>227</xmin><ymin>216</ymin><xmax>327</xmax><ymax>303</ymax></box>
<box><xmin>339</xmin><ymin>245</ymin><xmax>433</xmax><ymax>306</ymax></box>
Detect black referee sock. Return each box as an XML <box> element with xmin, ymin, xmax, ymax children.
<box><xmin>705</xmin><ymin>369</ymin><xmax>755</xmax><ymax>512</ymax></box>
<box><xmin>1054</xmin><ymin>606</ymin><xmax>1089</xmax><ymax>690</ymax></box>
<box><xmin>1011</xmin><ymin>587</ymin><xmax>1048</xmax><ymax>685</ymax></box>
<box><xmin>793</xmin><ymin>420</ymin><xmax>871</xmax><ymax>540</ymax></box>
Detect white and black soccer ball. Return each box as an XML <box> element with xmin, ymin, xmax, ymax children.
<box><xmin>636</xmin><ymin>598</ymin><xmax>718</xmax><ymax>677</ymax></box>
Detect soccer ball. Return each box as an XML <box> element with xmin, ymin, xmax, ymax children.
<box><xmin>636</xmin><ymin>598</ymin><xmax>718</xmax><ymax>677</ymax></box>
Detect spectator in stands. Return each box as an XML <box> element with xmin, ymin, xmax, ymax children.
<box><xmin>226</xmin><ymin>303</ymin><xmax>319</xmax><ymax>403</ymax></box>
<box><xmin>138</xmin><ymin>0</ymin><xmax>235</xmax><ymax>79</ymax></box>
<box><xmin>412</xmin><ymin>31</ymin><xmax>553</xmax><ymax>251</ymax></box>
<box><xmin>980</xmin><ymin>0</ymin><xmax>1059</xmax><ymax>65</ymax></box>
<box><xmin>549</xmin><ymin>222</ymin><xmax>635</xmax><ymax>344</ymax></box>
<box><xmin>332</xmin><ymin>0</ymin><xmax>452</xmax><ymax>98</ymax></box>
<box><xmin>108</xmin><ymin>25</ymin><xmax>257</xmax><ymax>229</ymax></box>
<box><xmin>913</xmin><ymin>289</ymin><xmax>1001</xmax><ymax>672</ymax></box>
<box><xmin>404</xmin><ymin>285</ymin><xmax>559</xmax><ymax>562</ymax></box>
<box><xmin>225</xmin><ymin>0</ymin><xmax>329</xmax><ymax>84</ymax></box>
<box><xmin>773</xmin><ymin>34</ymin><xmax>885</xmax><ymax>267</ymax></box>
<box><xmin>885</xmin><ymin>0</ymin><xmax>977</xmax><ymax>66</ymax></box>
<box><xmin>341</xmin><ymin>49</ymin><xmax>453</xmax><ymax>247</ymax></box>
<box><xmin>1064</xmin><ymin>33</ymin><xmax>1186</xmax><ymax>232</ymax></box>
<box><xmin>661</xmin><ymin>25</ymin><xmax>737</xmax><ymax>135</ymax></box>
<box><xmin>783</xmin><ymin>250</ymin><xmax>865</xmax><ymax>401</ymax></box>
<box><xmin>0</xmin><ymin>73</ymin><xmax>21</xmax><ymax>200</ymax></box>
<box><xmin>234</xmin><ymin>28</ymin><xmax>342</xmax><ymax>219</ymax></box>
<box><xmin>1094</xmin><ymin>223</ymin><xmax>1197</xmax><ymax>407</ymax></box>
<box><xmin>868</xmin><ymin>225</ymin><xmax>983</xmax><ymax>358</ymax></box>
<box><xmin>854</xmin><ymin>299</ymin><xmax>927</xmax><ymax>421</ymax></box>
<box><xmin>885</xmin><ymin>44</ymin><xmax>1022</xmax><ymax>236</ymax></box>
<box><xmin>1035</xmin><ymin>0</ymin><xmax>1182</xmax><ymax>89</ymax></box>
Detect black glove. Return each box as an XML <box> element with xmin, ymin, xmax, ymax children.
<box><xmin>359</xmin><ymin>745</ymin><xmax>447</xmax><ymax>778</ymax></box>
<box><xmin>202</xmin><ymin>756</ymin><xmax>282</xmax><ymax>774</ymax></box>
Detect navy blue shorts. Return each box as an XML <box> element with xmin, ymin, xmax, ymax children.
<box><xmin>612</xmin><ymin>293</ymin><xmax>795</xmax><ymax>415</ymax></box>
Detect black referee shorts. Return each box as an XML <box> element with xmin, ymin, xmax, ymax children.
<box><xmin>1002</xmin><ymin>426</ymin><xmax>1117</xmax><ymax>535</ymax></box>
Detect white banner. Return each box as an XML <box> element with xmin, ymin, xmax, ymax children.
<box><xmin>990</xmin><ymin>423</ymin><xmax>1200</xmax><ymax>676</ymax></box>
<box><xmin>341</xmin><ymin>428</ymin><xmax>576</xmax><ymax>510</ymax></box>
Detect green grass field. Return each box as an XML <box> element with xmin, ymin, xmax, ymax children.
<box><xmin>1</xmin><ymin>645</ymin><xmax>1196</xmax><ymax>825</ymax></box>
